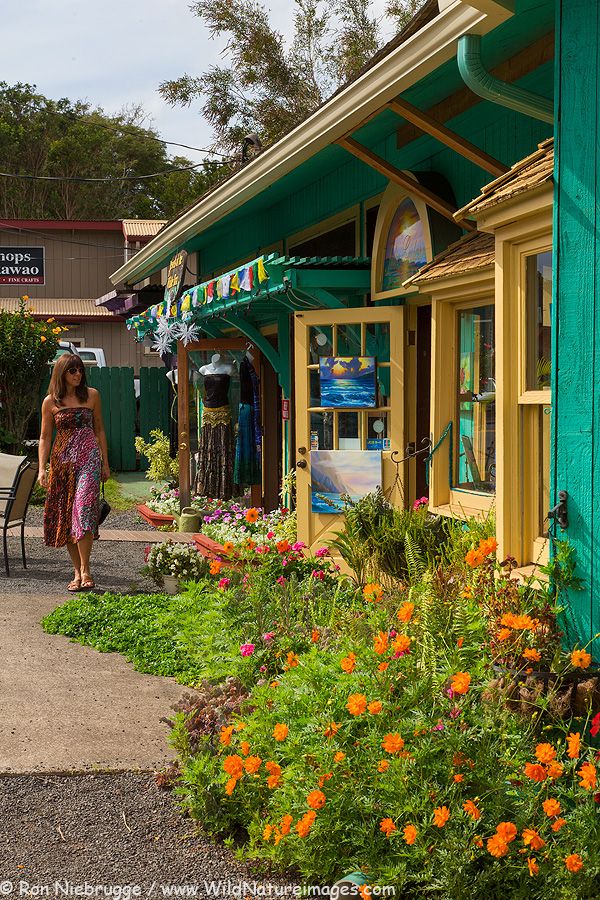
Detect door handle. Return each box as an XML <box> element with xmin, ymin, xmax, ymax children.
<box><xmin>296</xmin><ymin>459</ymin><xmax>307</xmax><ymax>469</ymax></box>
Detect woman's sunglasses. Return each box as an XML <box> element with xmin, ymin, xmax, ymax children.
<box><xmin>67</xmin><ymin>365</ymin><xmax>84</xmax><ymax>375</ymax></box>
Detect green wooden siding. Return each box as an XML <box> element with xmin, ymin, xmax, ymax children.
<box><xmin>554</xmin><ymin>0</ymin><xmax>598</xmax><ymax>648</ymax></box>
<box><xmin>139</xmin><ymin>367</ymin><xmax>171</xmax><ymax>471</ymax></box>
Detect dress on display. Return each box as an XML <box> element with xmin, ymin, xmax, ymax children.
<box><xmin>43</xmin><ymin>407</ymin><xmax>101</xmax><ymax>547</ymax></box>
<box><xmin>196</xmin><ymin>373</ymin><xmax>234</xmax><ymax>500</ymax></box>
<box><xmin>234</xmin><ymin>356</ymin><xmax>261</xmax><ymax>486</ymax></box>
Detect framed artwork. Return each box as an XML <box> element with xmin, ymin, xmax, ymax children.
<box><xmin>319</xmin><ymin>356</ymin><xmax>376</xmax><ymax>408</ymax></box>
<box><xmin>311</xmin><ymin>450</ymin><xmax>382</xmax><ymax>513</ymax></box>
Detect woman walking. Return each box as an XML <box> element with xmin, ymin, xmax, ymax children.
<box><xmin>38</xmin><ymin>354</ymin><xmax>110</xmax><ymax>591</ymax></box>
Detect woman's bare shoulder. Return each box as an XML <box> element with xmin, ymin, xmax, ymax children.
<box><xmin>87</xmin><ymin>386</ymin><xmax>100</xmax><ymax>403</ymax></box>
<box><xmin>41</xmin><ymin>395</ymin><xmax>54</xmax><ymax>411</ymax></box>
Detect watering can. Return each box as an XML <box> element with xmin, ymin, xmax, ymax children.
<box><xmin>176</xmin><ymin>507</ymin><xmax>201</xmax><ymax>532</ymax></box>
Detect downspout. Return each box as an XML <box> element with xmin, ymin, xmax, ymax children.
<box><xmin>457</xmin><ymin>34</ymin><xmax>554</xmax><ymax>124</ymax></box>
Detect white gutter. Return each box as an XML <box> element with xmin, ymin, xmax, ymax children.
<box><xmin>111</xmin><ymin>0</ymin><xmax>512</xmax><ymax>287</ymax></box>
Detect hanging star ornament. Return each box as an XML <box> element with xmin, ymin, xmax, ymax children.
<box><xmin>172</xmin><ymin>320</ymin><xmax>202</xmax><ymax>346</ymax></box>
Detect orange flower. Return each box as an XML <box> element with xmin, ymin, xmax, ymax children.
<box><xmin>403</xmin><ymin>824</ymin><xmax>417</xmax><ymax>845</ymax></box>
<box><xmin>522</xmin><ymin>829</ymin><xmax>545</xmax><ymax>851</ymax></box>
<box><xmin>500</xmin><ymin>613</ymin><xmax>535</xmax><ymax>630</ymax></box>
<box><xmin>391</xmin><ymin>634</ymin><xmax>411</xmax><ymax>654</ymax></box>
<box><xmin>373</xmin><ymin>632</ymin><xmax>389</xmax><ymax>655</ymax></box>
<box><xmin>433</xmin><ymin>806</ymin><xmax>450</xmax><ymax>828</ymax></box>
<box><xmin>547</xmin><ymin>761</ymin><xmax>564</xmax><ymax>780</ymax></box>
<box><xmin>263</xmin><ymin>824</ymin><xmax>273</xmax><ymax>841</ymax></box>
<box><xmin>497</xmin><ymin>627</ymin><xmax>512</xmax><ymax>642</ymax></box>
<box><xmin>462</xmin><ymin>800</ymin><xmax>481</xmax><ymax>820</ymax></box>
<box><xmin>341</xmin><ymin>653</ymin><xmax>357</xmax><ymax>673</ymax></box>
<box><xmin>368</xmin><ymin>700</ymin><xmax>383</xmax><ymax>715</ymax></box>
<box><xmin>527</xmin><ymin>858</ymin><xmax>539</xmax><ymax>877</ymax></box>
<box><xmin>523</xmin><ymin>648</ymin><xmax>541</xmax><ymax>662</ymax></box>
<box><xmin>565</xmin><ymin>854</ymin><xmax>584</xmax><ymax>873</ymax></box>
<box><xmin>223</xmin><ymin>755</ymin><xmax>243</xmax><ymax>778</ymax></box>
<box><xmin>382</xmin><ymin>733</ymin><xmax>405</xmax><ymax>754</ymax></box>
<box><xmin>473</xmin><ymin>836</ymin><xmax>484</xmax><ymax>848</ymax></box>
<box><xmin>347</xmin><ymin>693</ymin><xmax>367</xmax><ymax>716</ymax></box>
<box><xmin>270</xmin><ymin>681</ymin><xmax>279</xmax><ymax>689</ymax></box>
<box><xmin>397</xmin><ymin>601</ymin><xmax>414</xmax><ymax>623</ymax></box>
<box><xmin>235</xmin><ymin>722</ymin><xmax>245</xmax><ymax>731</ymax></box>
<box><xmin>566</xmin><ymin>732</ymin><xmax>581</xmax><ymax>759</ymax></box>
<box><xmin>571</xmin><ymin>649</ymin><xmax>592</xmax><ymax>669</ymax></box>
<box><xmin>363</xmin><ymin>583</ymin><xmax>384</xmax><ymax>602</ymax></box>
<box><xmin>451</xmin><ymin>672</ymin><xmax>471</xmax><ymax>695</ymax></box>
<box><xmin>496</xmin><ymin>822</ymin><xmax>517</xmax><ymax>844</ymax></box>
<box><xmin>378</xmin><ymin>662</ymin><xmax>389</xmax><ymax>672</ymax></box>
<box><xmin>244</xmin><ymin>756</ymin><xmax>262</xmax><ymax>774</ymax></box>
<box><xmin>334</xmin><ymin>751</ymin><xmax>346</xmax><ymax>763</ymax></box>
<box><xmin>219</xmin><ymin>725</ymin><xmax>234</xmax><ymax>746</ymax></box>
<box><xmin>535</xmin><ymin>743</ymin><xmax>556</xmax><ymax>764</ymax></box>
<box><xmin>465</xmin><ymin>548</ymin><xmax>485</xmax><ymax>568</ymax></box>
<box><xmin>543</xmin><ymin>798</ymin><xmax>561</xmax><ymax>818</ymax></box>
<box><xmin>377</xmin><ymin>760</ymin><xmax>390</xmax><ymax>773</ymax></box>
<box><xmin>307</xmin><ymin>789</ymin><xmax>326</xmax><ymax>810</ymax></box>
<box><xmin>286</xmin><ymin>651</ymin><xmax>299</xmax><ymax>668</ymax></box>
<box><xmin>551</xmin><ymin>817</ymin><xmax>567</xmax><ymax>832</ymax></box>
<box><xmin>240</xmin><ymin>741</ymin><xmax>250</xmax><ymax>756</ymax></box>
<box><xmin>456</xmin><ymin>637</ymin><xmax>464</xmax><ymax>648</ymax></box>
<box><xmin>453</xmin><ymin>774</ymin><xmax>464</xmax><ymax>783</ymax></box>
<box><xmin>225</xmin><ymin>777</ymin><xmax>237</xmax><ymax>795</ymax></box>
<box><xmin>324</xmin><ymin>722</ymin><xmax>340</xmax><ymax>739</ymax></box>
<box><xmin>357</xmin><ymin>888</ymin><xmax>371</xmax><ymax>900</ymax></box>
<box><xmin>276</xmin><ymin>539</ymin><xmax>291</xmax><ymax>553</ymax></box>
<box><xmin>295</xmin><ymin>811</ymin><xmax>316</xmax><ymax>838</ymax></box>
<box><xmin>311</xmin><ymin>629</ymin><xmax>320</xmax><ymax>643</ymax></box>
<box><xmin>317</xmin><ymin>772</ymin><xmax>333</xmax><ymax>788</ymax></box>
<box><xmin>273</xmin><ymin>723</ymin><xmax>289</xmax><ymax>741</ymax></box>
<box><xmin>479</xmin><ymin>537</ymin><xmax>498</xmax><ymax>556</ymax></box>
<box><xmin>223</xmin><ymin>541</ymin><xmax>235</xmax><ymax>554</ymax></box>
<box><xmin>280</xmin><ymin>814</ymin><xmax>293</xmax><ymax>835</ymax></box>
<box><xmin>245</xmin><ymin>507</ymin><xmax>259</xmax><ymax>523</ymax></box>
<box><xmin>246</xmin><ymin>538</ymin><xmax>256</xmax><ymax>550</ymax></box>
<box><xmin>380</xmin><ymin>818</ymin><xmax>396</xmax><ymax>837</ymax></box>
<box><xmin>267</xmin><ymin>774</ymin><xmax>282</xmax><ymax>789</ymax></box>
<box><xmin>209</xmin><ymin>560</ymin><xmax>222</xmax><ymax>575</ymax></box>
<box><xmin>578</xmin><ymin>762</ymin><xmax>597</xmax><ymax>790</ymax></box>
<box><xmin>487</xmin><ymin>835</ymin><xmax>509</xmax><ymax>858</ymax></box>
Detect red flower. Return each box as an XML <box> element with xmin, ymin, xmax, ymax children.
<box><xmin>590</xmin><ymin>711</ymin><xmax>600</xmax><ymax>737</ymax></box>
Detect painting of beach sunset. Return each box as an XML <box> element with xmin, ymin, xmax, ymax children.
<box><xmin>319</xmin><ymin>356</ymin><xmax>376</xmax><ymax>408</ymax></box>
<box><xmin>311</xmin><ymin>450</ymin><xmax>382</xmax><ymax>513</ymax></box>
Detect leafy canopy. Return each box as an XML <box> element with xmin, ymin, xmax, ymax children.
<box><xmin>0</xmin><ymin>83</ymin><xmax>222</xmax><ymax>219</ymax></box>
<box><xmin>159</xmin><ymin>0</ymin><xmax>425</xmax><ymax>152</ymax></box>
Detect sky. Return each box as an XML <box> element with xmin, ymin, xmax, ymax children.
<box><xmin>3</xmin><ymin>0</ymin><xmax>393</xmax><ymax>164</ymax></box>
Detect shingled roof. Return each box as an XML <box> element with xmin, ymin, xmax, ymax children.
<box><xmin>456</xmin><ymin>137</ymin><xmax>554</xmax><ymax>220</ymax></box>
<box><xmin>405</xmin><ymin>230</ymin><xmax>495</xmax><ymax>286</ymax></box>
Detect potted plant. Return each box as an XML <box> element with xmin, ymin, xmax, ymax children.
<box><xmin>143</xmin><ymin>540</ymin><xmax>207</xmax><ymax>593</ymax></box>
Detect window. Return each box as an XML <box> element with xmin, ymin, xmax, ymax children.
<box><xmin>525</xmin><ymin>251</ymin><xmax>552</xmax><ymax>390</ymax></box>
<box><xmin>455</xmin><ymin>305</ymin><xmax>496</xmax><ymax>493</ymax></box>
<box><xmin>381</xmin><ymin>197</ymin><xmax>427</xmax><ymax>292</ymax></box>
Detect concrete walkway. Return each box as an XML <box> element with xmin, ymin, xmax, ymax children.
<box><xmin>0</xmin><ymin>592</ymin><xmax>187</xmax><ymax>774</ymax></box>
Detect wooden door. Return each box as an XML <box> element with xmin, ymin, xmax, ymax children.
<box><xmin>294</xmin><ymin>307</ymin><xmax>404</xmax><ymax>552</ymax></box>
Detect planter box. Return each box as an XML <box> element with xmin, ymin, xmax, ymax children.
<box><xmin>193</xmin><ymin>533</ymin><xmax>229</xmax><ymax>562</ymax></box>
<box><xmin>136</xmin><ymin>503</ymin><xmax>175</xmax><ymax>529</ymax></box>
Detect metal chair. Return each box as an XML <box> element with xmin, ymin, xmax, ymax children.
<box><xmin>0</xmin><ymin>456</ymin><xmax>38</xmax><ymax>576</ymax></box>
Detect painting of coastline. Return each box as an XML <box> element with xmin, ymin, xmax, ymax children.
<box><xmin>311</xmin><ymin>450</ymin><xmax>382</xmax><ymax>513</ymax></box>
<box><xmin>382</xmin><ymin>197</ymin><xmax>427</xmax><ymax>292</ymax></box>
<box><xmin>319</xmin><ymin>357</ymin><xmax>376</xmax><ymax>408</ymax></box>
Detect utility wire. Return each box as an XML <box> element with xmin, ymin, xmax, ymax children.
<box><xmin>0</xmin><ymin>160</ymin><xmax>217</xmax><ymax>183</ymax></box>
<box><xmin>84</xmin><ymin>118</ymin><xmax>231</xmax><ymax>158</ymax></box>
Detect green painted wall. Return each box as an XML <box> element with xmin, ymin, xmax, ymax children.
<box><xmin>554</xmin><ymin>0</ymin><xmax>598</xmax><ymax>648</ymax></box>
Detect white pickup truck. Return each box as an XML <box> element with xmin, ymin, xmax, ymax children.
<box><xmin>51</xmin><ymin>343</ymin><xmax>140</xmax><ymax>397</ymax></box>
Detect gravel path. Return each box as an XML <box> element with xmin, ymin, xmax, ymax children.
<box><xmin>26</xmin><ymin>506</ymin><xmax>151</xmax><ymax>531</ymax></box>
<box><xmin>0</xmin><ymin>774</ymin><xmax>298</xmax><ymax>892</ymax></box>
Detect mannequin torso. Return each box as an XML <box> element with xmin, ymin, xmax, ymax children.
<box><xmin>199</xmin><ymin>353</ymin><xmax>234</xmax><ymax>376</ymax></box>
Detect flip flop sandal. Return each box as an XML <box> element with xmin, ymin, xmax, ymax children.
<box><xmin>67</xmin><ymin>577</ymin><xmax>82</xmax><ymax>592</ymax></box>
<box><xmin>80</xmin><ymin>578</ymin><xmax>95</xmax><ymax>590</ymax></box>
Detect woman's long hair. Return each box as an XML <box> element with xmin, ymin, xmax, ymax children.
<box><xmin>48</xmin><ymin>354</ymin><xmax>89</xmax><ymax>406</ymax></box>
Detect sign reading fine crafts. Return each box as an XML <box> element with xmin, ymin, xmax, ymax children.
<box><xmin>164</xmin><ymin>250</ymin><xmax>188</xmax><ymax>308</ymax></box>
<box><xmin>0</xmin><ymin>247</ymin><xmax>45</xmax><ymax>284</ymax></box>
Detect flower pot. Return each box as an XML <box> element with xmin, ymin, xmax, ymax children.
<box><xmin>162</xmin><ymin>574</ymin><xmax>180</xmax><ymax>594</ymax></box>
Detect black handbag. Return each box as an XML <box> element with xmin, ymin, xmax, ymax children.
<box><xmin>98</xmin><ymin>482</ymin><xmax>111</xmax><ymax>526</ymax></box>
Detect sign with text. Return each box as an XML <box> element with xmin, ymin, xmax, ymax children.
<box><xmin>0</xmin><ymin>247</ymin><xmax>45</xmax><ymax>284</ymax></box>
<box><xmin>164</xmin><ymin>250</ymin><xmax>188</xmax><ymax>309</ymax></box>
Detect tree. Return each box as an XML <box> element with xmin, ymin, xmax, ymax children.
<box><xmin>0</xmin><ymin>299</ymin><xmax>63</xmax><ymax>453</ymax></box>
<box><xmin>0</xmin><ymin>84</ymin><xmax>223</xmax><ymax>220</ymax></box>
<box><xmin>159</xmin><ymin>0</ymin><xmax>425</xmax><ymax>153</ymax></box>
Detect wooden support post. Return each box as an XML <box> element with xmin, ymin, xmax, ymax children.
<box><xmin>177</xmin><ymin>341</ymin><xmax>191</xmax><ymax>509</ymax></box>
<box><xmin>337</xmin><ymin>137</ymin><xmax>476</xmax><ymax>230</ymax></box>
<box><xmin>387</xmin><ymin>97</ymin><xmax>509</xmax><ymax>177</ymax></box>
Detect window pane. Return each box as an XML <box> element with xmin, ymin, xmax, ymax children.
<box><xmin>336</xmin><ymin>324</ymin><xmax>362</xmax><ymax>357</ymax></box>
<box><xmin>366</xmin><ymin>322</ymin><xmax>390</xmax><ymax>361</ymax></box>
<box><xmin>310</xmin><ymin>326</ymin><xmax>333</xmax><ymax>360</ymax></box>
<box><xmin>310</xmin><ymin>412</ymin><xmax>334</xmax><ymax>450</ymax></box>
<box><xmin>382</xmin><ymin>197</ymin><xmax>427</xmax><ymax>292</ymax></box>
<box><xmin>456</xmin><ymin>305</ymin><xmax>495</xmax><ymax>493</ymax></box>
<box><xmin>338</xmin><ymin>412</ymin><xmax>360</xmax><ymax>450</ymax></box>
<box><xmin>526</xmin><ymin>251</ymin><xmax>552</xmax><ymax>390</ymax></box>
<box><xmin>539</xmin><ymin>405</ymin><xmax>551</xmax><ymax>537</ymax></box>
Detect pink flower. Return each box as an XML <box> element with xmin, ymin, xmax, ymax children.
<box><xmin>240</xmin><ymin>643</ymin><xmax>255</xmax><ymax>657</ymax></box>
<box><xmin>449</xmin><ymin>707</ymin><xmax>462</xmax><ymax>719</ymax></box>
<box><xmin>217</xmin><ymin>577</ymin><xmax>231</xmax><ymax>590</ymax></box>
<box><xmin>292</xmin><ymin>541</ymin><xmax>306</xmax><ymax>552</ymax></box>
<box><xmin>315</xmin><ymin>547</ymin><xmax>329</xmax><ymax>558</ymax></box>
<box><xmin>267</xmin><ymin>531</ymin><xmax>275</xmax><ymax>539</ymax></box>
<box><xmin>413</xmin><ymin>496</ymin><xmax>429</xmax><ymax>510</ymax></box>
<box><xmin>242</xmin><ymin>575</ymin><xmax>249</xmax><ymax>586</ymax></box>
<box><xmin>263</xmin><ymin>632</ymin><xmax>276</xmax><ymax>642</ymax></box>
<box><xmin>389</xmin><ymin>629</ymin><xmax>397</xmax><ymax>638</ymax></box>
<box><xmin>446</xmin><ymin>687</ymin><xmax>455</xmax><ymax>699</ymax></box>
<box><xmin>432</xmin><ymin>721</ymin><xmax>444</xmax><ymax>731</ymax></box>
<box><xmin>276</xmin><ymin>576</ymin><xmax>286</xmax><ymax>585</ymax></box>
<box><xmin>260</xmin><ymin>665</ymin><xmax>267</xmax><ymax>672</ymax></box>
<box><xmin>311</xmin><ymin>569</ymin><xmax>326</xmax><ymax>581</ymax></box>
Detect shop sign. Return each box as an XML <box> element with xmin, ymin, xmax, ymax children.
<box><xmin>282</xmin><ymin>398</ymin><xmax>290</xmax><ymax>420</ymax></box>
<box><xmin>0</xmin><ymin>247</ymin><xmax>45</xmax><ymax>284</ymax></box>
<box><xmin>164</xmin><ymin>250</ymin><xmax>188</xmax><ymax>308</ymax></box>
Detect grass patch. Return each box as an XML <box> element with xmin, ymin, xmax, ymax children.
<box><xmin>41</xmin><ymin>591</ymin><xmax>204</xmax><ymax>685</ymax></box>
<box><xmin>103</xmin><ymin>476</ymin><xmax>142</xmax><ymax>511</ymax></box>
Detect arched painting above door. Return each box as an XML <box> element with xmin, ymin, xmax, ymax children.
<box><xmin>371</xmin><ymin>181</ymin><xmax>433</xmax><ymax>301</ymax></box>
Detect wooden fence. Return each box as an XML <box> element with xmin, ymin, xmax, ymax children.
<box><xmin>39</xmin><ymin>366</ymin><xmax>170</xmax><ymax>472</ymax></box>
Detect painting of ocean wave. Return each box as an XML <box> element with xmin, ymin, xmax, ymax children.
<box><xmin>319</xmin><ymin>356</ymin><xmax>376</xmax><ymax>408</ymax></box>
<box><xmin>311</xmin><ymin>450</ymin><xmax>382</xmax><ymax>514</ymax></box>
